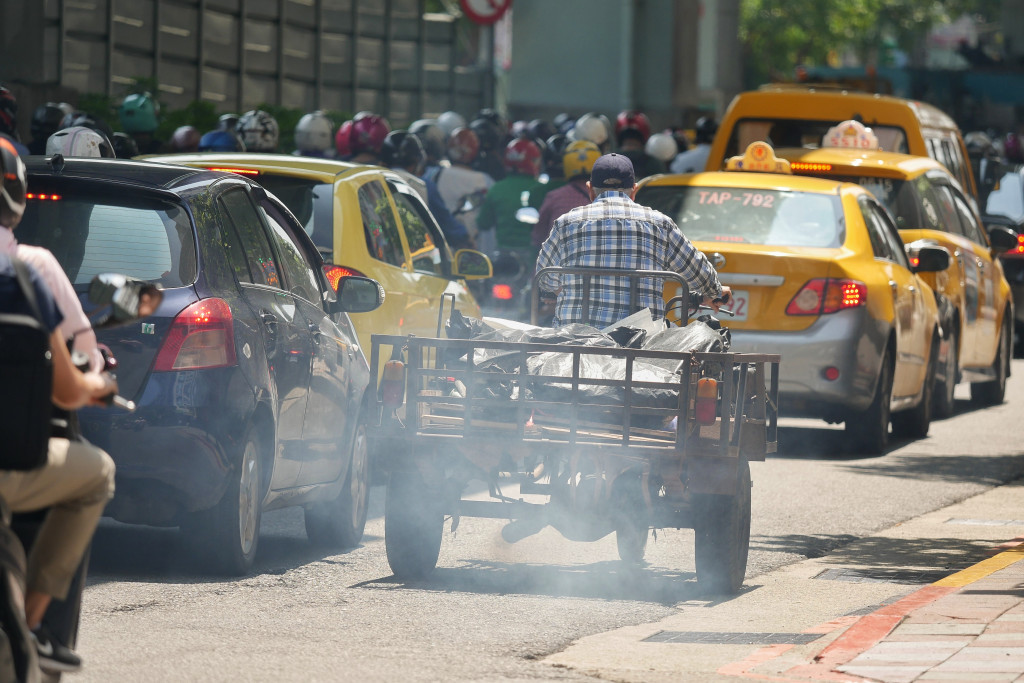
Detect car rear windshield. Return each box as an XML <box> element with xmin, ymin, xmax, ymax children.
<box><xmin>17</xmin><ymin>189</ymin><xmax>197</xmax><ymax>288</ymax></box>
<box><xmin>637</xmin><ymin>186</ymin><xmax>845</xmax><ymax>248</ymax></box>
<box><xmin>724</xmin><ymin>118</ymin><xmax>908</xmax><ymax>161</ymax></box>
<box><xmin>986</xmin><ymin>171</ymin><xmax>1024</xmax><ymax>223</ymax></box>
<box><xmin>254</xmin><ymin>174</ymin><xmax>335</xmax><ymax>254</ymax></box>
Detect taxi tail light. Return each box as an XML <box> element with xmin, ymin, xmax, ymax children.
<box><xmin>786</xmin><ymin>278</ymin><xmax>867</xmax><ymax>315</ymax></box>
<box><xmin>695</xmin><ymin>378</ymin><xmax>718</xmax><ymax>425</ymax></box>
<box><xmin>154</xmin><ymin>298</ymin><xmax>236</xmax><ymax>371</ymax></box>
<box><xmin>1010</xmin><ymin>233</ymin><xmax>1024</xmax><ymax>255</ymax></box>
<box><xmin>381</xmin><ymin>360</ymin><xmax>406</xmax><ymax>409</ymax></box>
<box><xmin>322</xmin><ymin>265</ymin><xmax>366</xmax><ymax>292</ymax></box>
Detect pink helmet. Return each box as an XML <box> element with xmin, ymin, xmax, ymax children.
<box><xmin>335</xmin><ymin>120</ymin><xmax>353</xmax><ymax>157</ymax></box>
<box><xmin>447</xmin><ymin>127</ymin><xmax>480</xmax><ymax>165</ymax></box>
<box><xmin>615</xmin><ymin>110</ymin><xmax>651</xmax><ymax>143</ymax></box>
<box><xmin>349</xmin><ymin>114</ymin><xmax>391</xmax><ymax>156</ymax></box>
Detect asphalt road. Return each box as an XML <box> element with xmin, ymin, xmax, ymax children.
<box><xmin>75</xmin><ymin>361</ymin><xmax>1024</xmax><ymax>682</ymax></box>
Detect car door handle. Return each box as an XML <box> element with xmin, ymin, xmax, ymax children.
<box><xmin>259</xmin><ymin>311</ymin><xmax>278</xmax><ymax>328</ymax></box>
<box><xmin>889</xmin><ymin>280</ymin><xmax>898</xmax><ymax>292</ymax></box>
<box><xmin>308</xmin><ymin>322</ymin><xmax>323</xmax><ymax>341</ymax></box>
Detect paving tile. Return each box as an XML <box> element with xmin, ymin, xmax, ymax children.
<box><xmin>920</xmin><ymin>672</ymin><xmax>1019</xmax><ymax>681</ymax></box>
<box><xmin>893</xmin><ymin>623</ymin><xmax>987</xmax><ymax>636</ymax></box>
<box><xmin>989</xmin><ymin>622</ymin><xmax>1024</xmax><ymax>633</ymax></box>
<box><xmin>838</xmin><ymin>664</ymin><xmax>928</xmax><ymax>682</ymax></box>
<box><xmin>932</xmin><ymin>648</ymin><xmax>1024</xmax><ymax>674</ymax></box>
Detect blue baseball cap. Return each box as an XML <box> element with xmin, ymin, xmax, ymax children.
<box><xmin>590</xmin><ymin>153</ymin><xmax>635</xmax><ymax>190</ymax></box>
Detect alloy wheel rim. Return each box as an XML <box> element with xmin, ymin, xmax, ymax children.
<box><xmin>350</xmin><ymin>426</ymin><xmax>369</xmax><ymax>523</ymax></box>
<box><xmin>238</xmin><ymin>442</ymin><xmax>259</xmax><ymax>556</ymax></box>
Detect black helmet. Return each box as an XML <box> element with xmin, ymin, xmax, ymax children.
<box><xmin>695</xmin><ymin>116</ymin><xmax>718</xmax><ymax>144</ymax></box>
<box><xmin>111</xmin><ymin>132</ymin><xmax>140</xmax><ymax>158</ymax></box>
<box><xmin>469</xmin><ymin>117</ymin><xmax>502</xmax><ymax>152</ymax></box>
<box><xmin>218</xmin><ymin>113</ymin><xmax>240</xmax><ymax>131</ymax></box>
<box><xmin>31</xmin><ymin>104</ymin><xmax>65</xmax><ymax>143</ymax></box>
<box><xmin>527</xmin><ymin>119</ymin><xmax>556</xmax><ymax>143</ymax></box>
<box><xmin>543</xmin><ymin>133</ymin><xmax>570</xmax><ymax>175</ymax></box>
<box><xmin>380</xmin><ymin>130</ymin><xmax>426</xmax><ymax>171</ymax></box>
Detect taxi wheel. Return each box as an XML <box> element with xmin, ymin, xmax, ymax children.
<box><xmin>305</xmin><ymin>421</ymin><xmax>370</xmax><ymax>549</ymax></box>
<box><xmin>933</xmin><ymin>330</ymin><xmax>958</xmax><ymax>419</ymax></box>
<box><xmin>892</xmin><ymin>336</ymin><xmax>937</xmax><ymax>440</ymax></box>
<box><xmin>846</xmin><ymin>347</ymin><xmax>893</xmax><ymax>455</ymax></box>
<box><xmin>971</xmin><ymin>319</ymin><xmax>1010</xmax><ymax>406</ymax></box>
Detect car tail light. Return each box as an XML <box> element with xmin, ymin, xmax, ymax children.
<box><xmin>381</xmin><ymin>360</ymin><xmax>405</xmax><ymax>409</ymax></box>
<box><xmin>695</xmin><ymin>378</ymin><xmax>718</xmax><ymax>425</ymax></box>
<box><xmin>26</xmin><ymin>193</ymin><xmax>62</xmax><ymax>201</ymax></box>
<box><xmin>322</xmin><ymin>265</ymin><xmax>366</xmax><ymax>292</ymax></box>
<box><xmin>492</xmin><ymin>284</ymin><xmax>514</xmax><ymax>300</ymax></box>
<box><xmin>154</xmin><ymin>298</ymin><xmax>236</xmax><ymax>371</ymax></box>
<box><xmin>1009</xmin><ymin>233</ymin><xmax>1024</xmax><ymax>255</ymax></box>
<box><xmin>207</xmin><ymin>167</ymin><xmax>260</xmax><ymax>176</ymax></box>
<box><xmin>786</xmin><ymin>278</ymin><xmax>866</xmax><ymax>315</ymax></box>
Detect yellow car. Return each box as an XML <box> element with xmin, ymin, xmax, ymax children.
<box><xmin>636</xmin><ymin>142</ymin><xmax>948</xmax><ymax>454</ymax></box>
<box><xmin>144</xmin><ymin>153</ymin><xmax>492</xmax><ymax>360</ymax></box>
<box><xmin>771</xmin><ymin>126</ymin><xmax>1016</xmax><ymax>417</ymax></box>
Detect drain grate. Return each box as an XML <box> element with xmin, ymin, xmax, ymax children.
<box><xmin>642</xmin><ymin>631</ymin><xmax>823</xmax><ymax>645</ymax></box>
<box><xmin>813</xmin><ymin>567</ymin><xmax>953</xmax><ymax>585</ymax></box>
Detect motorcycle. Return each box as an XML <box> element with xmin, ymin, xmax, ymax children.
<box><xmin>3</xmin><ymin>274</ymin><xmax>161</xmax><ymax>682</ymax></box>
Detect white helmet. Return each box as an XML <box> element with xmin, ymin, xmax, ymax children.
<box><xmin>645</xmin><ymin>132</ymin><xmax>679</xmax><ymax>162</ymax></box>
<box><xmin>437</xmin><ymin>110</ymin><xmax>466</xmax><ymax>137</ymax></box>
<box><xmin>46</xmin><ymin>126</ymin><xmax>115</xmax><ymax>158</ymax></box>
<box><xmin>237</xmin><ymin>109</ymin><xmax>280</xmax><ymax>152</ymax></box>
<box><xmin>572</xmin><ymin>113</ymin><xmax>611</xmax><ymax>147</ymax></box>
<box><xmin>294</xmin><ymin>111</ymin><xmax>334</xmax><ymax>153</ymax></box>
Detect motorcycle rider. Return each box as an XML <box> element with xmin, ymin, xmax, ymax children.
<box><xmin>433</xmin><ymin>127</ymin><xmax>494</xmax><ymax>247</ymax></box>
<box><xmin>170</xmin><ymin>125</ymin><xmax>201</xmax><ymax>153</ymax></box>
<box><xmin>536</xmin><ymin>153</ymin><xmax>729</xmax><ymax>327</ymax></box>
<box><xmin>671</xmin><ymin>116</ymin><xmax>717</xmax><ymax>173</ymax></box>
<box><xmin>293</xmin><ymin>111</ymin><xmax>334</xmax><ymax>158</ymax></box>
<box><xmin>237</xmin><ymin>109</ymin><xmax>280</xmax><ymax>153</ymax></box>
<box><xmin>533</xmin><ymin>140</ymin><xmax>601</xmax><ymax>249</ymax></box>
<box><xmin>0</xmin><ymin>137</ymin><xmax>117</xmax><ymax>674</ymax></box>
<box><xmin>348</xmin><ymin>114</ymin><xmax>391</xmax><ymax>165</ymax></box>
<box><xmin>476</xmin><ymin>137</ymin><xmax>543</xmax><ymax>256</ymax></box>
<box><xmin>117</xmin><ymin>92</ymin><xmax>162</xmax><ymax>154</ymax></box>
<box><xmin>29</xmin><ymin>104</ymin><xmax>66</xmax><ymax>156</ymax></box>
<box><xmin>615</xmin><ymin>110</ymin><xmax>665</xmax><ymax>179</ymax></box>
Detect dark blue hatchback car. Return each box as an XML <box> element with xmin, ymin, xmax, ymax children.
<box><xmin>18</xmin><ymin>156</ymin><xmax>384</xmax><ymax>573</ymax></box>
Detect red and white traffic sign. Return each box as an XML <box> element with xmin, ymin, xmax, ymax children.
<box><xmin>460</xmin><ymin>0</ymin><xmax>513</xmax><ymax>25</ymax></box>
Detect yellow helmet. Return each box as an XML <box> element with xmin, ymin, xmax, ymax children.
<box><xmin>562</xmin><ymin>140</ymin><xmax>601</xmax><ymax>179</ymax></box>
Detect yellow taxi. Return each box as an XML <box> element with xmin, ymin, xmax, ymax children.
<box><xmin>144</xmin><ymin>153</ymin><xmax>492</xmax><ymax>361</ymax></box>
<box><xmin>636</xmin><ymin>142</ymin><xmax>949</xmax><ymax>454</ymax></box>
<box><xmin>771</xmin><ymin>121</ymin><xmax>1016</xmax><ymax>417</ymax></box>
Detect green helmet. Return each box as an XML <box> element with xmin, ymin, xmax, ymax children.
<box><xmin>118</xmin><ymin>92</ymin><xmax>159</xmax><ymax>134</ymax></box>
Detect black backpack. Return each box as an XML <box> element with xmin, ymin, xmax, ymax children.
<box><xmin>0</xmin><ymin>257</ymin><xmax>53</xmax><ymax>471</ymax></box>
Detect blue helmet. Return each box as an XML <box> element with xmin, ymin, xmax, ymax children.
<box><xmin>199</xmin><ymin>129</ymin><xmax>245</xmax><ymax>152</ymax></box>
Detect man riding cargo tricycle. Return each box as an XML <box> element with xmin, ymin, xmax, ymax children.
<box><xmin>367</xmin><ymin>268</ymin><xmax>780</xmax><ymax>594</ymax></box>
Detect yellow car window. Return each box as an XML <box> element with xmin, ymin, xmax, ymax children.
<box><xmin>391</xmin><ymin>190</ymin><xmax>443</xmax><ymax>276</ymax></box>
<box><xmin>358</xmin><ymin>180</ymin><xmax>405</xmax><ymax>268</ymax></box>
<box><xmin>727</xmin><ymin>118</ymin><xmax>908</xmax><ymax>159</ymax></box>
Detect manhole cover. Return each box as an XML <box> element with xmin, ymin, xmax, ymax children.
<box><xmin>813</xmin><ymin>567</ymin><xmax>952</xmax><ymax>585</ymax></box>
<box><xmin>642</xmin><ymin>631</ymin><xmax>823</xmax><ymax>645</ymax></box>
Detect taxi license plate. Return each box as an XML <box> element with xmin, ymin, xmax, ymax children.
<box><xmin>727</xmin><ymin>290</ymin><xmax>749</xmax><ymax>321</ymax></box>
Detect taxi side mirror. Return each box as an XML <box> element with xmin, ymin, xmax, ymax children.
<box><xmin>451</xmin><ymin>249</ymin><xmax>493</xmax><ymax>280</ymax></box>
<box><xmin>328</xmin><ymin>276</ymin><xmax>385</xmax><ymax>314</ymax></box>
<box><xmin>987</xmin><ymin>225</ymin><xmax>1019</xmax><ymax>255</ymax></box>
<box><xmin>909</xmin><ymin>244</ymin><xmax>950</xmax><ymax>273</ymax></box>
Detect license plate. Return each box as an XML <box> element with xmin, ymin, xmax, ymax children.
<box><xmin>726</xmin><ymin>290</ymin><xmax>749</xmax><ymax>321</ymax></box>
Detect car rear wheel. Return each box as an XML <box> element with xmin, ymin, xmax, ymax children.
<box><xmin>385</xmin><ymin>470</ymin><xmax>443</xmax><ymax>580</ymax></box>
<box><xmin>189</xmin><ymin>429</ymin><xmax>262</xmax><ymax>575</ymax></box>
<box><xmin>846</xmin><ymin>346</ymin><xmax>893</xmax><ymax>455</ymax></box>
<box><xmin>305</xmin><ymin>421</ymin><xmax>370</xmax><ymax>549</ymax></box>
<box><xmin>892</xmin><ymin>335</ymin><xmax>937</xmax><ymax>440</ymax></box>
<box><xmin>693</xmin><ymin>459</ymin><xmax>751</xmax><ymax>594</ymax></box>
<box><xmin>971</xmin><ymin>318</ymin><xmax>1010</xmax><ymax>406</ymax></box>
<box><xmin>933</xmin><ymin>329</ymin><xmax>958</xmax><ymax>419</ymax></box>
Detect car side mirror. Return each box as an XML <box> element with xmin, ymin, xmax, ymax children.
<box><xmin>329</xmin><ymin>276</ymin><xmax>385</xmax><ymax>314</ymax></box>
<box><xmin>987</xmin><ymin>225</ymin><xmax>1019</xmax><ymax>255</ymax></box>
<box><xmin>451</xmin><ymin>249</ymin><xmax>493</xmax><ymax>280</ymax></box>
<box><xmin>908</xmin><ymin>244</ymin><xmax>950</xmax><ymax>273</ymax></box>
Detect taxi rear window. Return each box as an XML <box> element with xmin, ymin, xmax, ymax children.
<box><xmin>254</xmin><ymin>174</ymin><xmax>335</xmax><ymax>255</ymax></box>
<box><xmin>17</xmin><ymin>189</ymin><xmax>197</xmax><ymax>288</ymax></box>
<box><xmin>725</xmin><ymin>118</ymin><xmax>908</xmax><ymax>160</ymax></box>
<box><xmin>637</xmin><ymin>186</ymin><xmax>845</xmax><ymax>248</ymax></box>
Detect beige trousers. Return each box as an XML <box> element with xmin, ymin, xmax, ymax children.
<box><xmin>0</xmin><ymin>438</ymin><xmax>114</xmax><ymax>599</ymax></box>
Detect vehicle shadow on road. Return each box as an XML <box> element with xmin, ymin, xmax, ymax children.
<box><xmin>837</xmin><ymin>452</ymin><xmax>1024</xmax><ymax>484</ymax></box>
<box><xmin>354</xmin><ymin>559</ymin><xmax>706</xmax><ymax>605</ymax></box>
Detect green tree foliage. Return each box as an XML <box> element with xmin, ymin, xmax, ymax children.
<box><xmin>740</xmin><ymin>0</ymin><xmax>1001</xmax><ymax>86</ymax></box>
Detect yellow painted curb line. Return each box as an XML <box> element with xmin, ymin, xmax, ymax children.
<box><xmin>934</xmin><ymin>545</ymin><xmax>1024</xmax><ymax>587</ymax></box>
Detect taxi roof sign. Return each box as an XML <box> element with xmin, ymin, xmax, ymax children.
<box><xmin>823</xmin><ymin>120</ymin><xmax>880</xmax><ymax>150</ymax></box>
<box><xmin>725</xmin><ymin>141</ymin><xmax>792</xmax><ymax>174</ymax></box>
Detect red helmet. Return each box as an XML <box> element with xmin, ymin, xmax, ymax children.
<box><xmin>349</xmin><ymin>114</ymin><xmax>391</xmax><ymax>156</ymax></box>
<box><xmin>335</xmin><ymin>120</ymin><xmax>353</xmax><ymax>156</ymax></box>
<box><xmin>447</xmin><ymin>127</ymin><xmax>480</xmax><ymax>165</ymax></box>
<box><xmin>503</xmin><ymin>138</ymin><xmax>542</xmax><ymax>176</ymax></box>
<box><xmin>615</xmin><ymin>110</ymin><xmax>651</xmax><ymax>143</ymax></box>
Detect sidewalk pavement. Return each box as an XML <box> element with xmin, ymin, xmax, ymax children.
<box><xmin>546</xmin><ymin>480</ymin><xmax>1024</xmax><ymax>683</ymax></box>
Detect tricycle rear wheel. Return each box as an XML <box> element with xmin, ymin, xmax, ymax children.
<box><xmin>614</xmin><ymin>474</ymin><xmax>649</xmax><ymax>563</ymax></box>
<box><xmin>385</xmin><ymin>470</ymin><xmax>443</xmax><ymax>580</ymax></box>
<box><xmin>693</xmin><ymin>459</ymin><xmax>751</xmax><ymax>594</ymax></box>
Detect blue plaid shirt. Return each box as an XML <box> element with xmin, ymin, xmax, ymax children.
<box><xmin>535</xmin><ymin>191</ymin><xmax>722</xmax><ymax>326</ymax></box>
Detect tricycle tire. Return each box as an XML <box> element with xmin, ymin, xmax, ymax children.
<box><xmin>614</xmin><ymin>475</ymin><xmax>649</xmax><ymax>563</ymax></box>
<box><xmin>385</xmin><ymin>470</ymin><xmax>443</xmax><ymax>580</ymax></box>
<box><xmin>693</xmin><ymin>459</ymin><xmax>751</xmax><ymax>594</ymax></box>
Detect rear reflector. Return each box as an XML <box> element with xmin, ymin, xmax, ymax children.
<box><xmin>153</xmin><ymin>298</ymin><xmax>236</xmax><ymax>371</ymax></box>
<box><xmin>695</xmin><ymin>378</ymin><xmax>718</xmax><ymax>425</ymax></box>
<box><xmin>323</xmin><ymin>265</ymin><xmax>365</xmax><ymax>292</ymax></box>
<box><xmin>381</xmin><ymin>360</ymin><xmax>406</xmax><ymax>409</ymax></box>
<box><xmin>786</xmin><ymin>278</ymin><xmax>866</xmax><ymax>315</ymax></box>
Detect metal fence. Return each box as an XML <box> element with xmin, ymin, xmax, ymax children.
<box><xmin>21</xmin><ymin>0</ymin><xmax>491</xmax><ymax>122</ymax></box>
